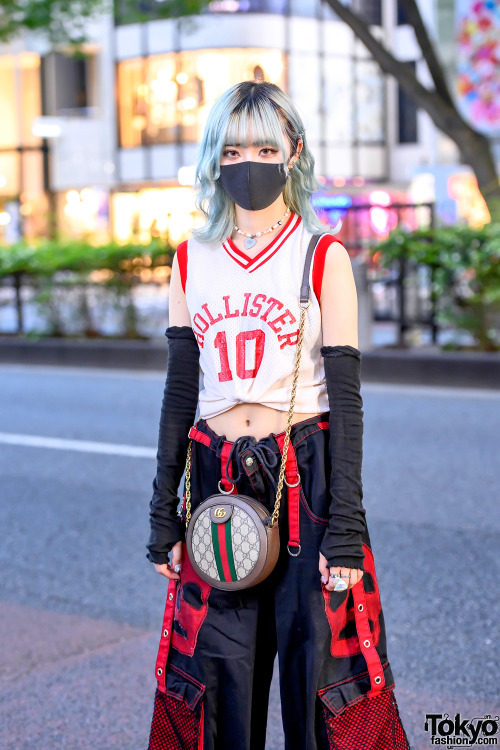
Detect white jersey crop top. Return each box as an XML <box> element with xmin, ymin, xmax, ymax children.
<box><xmin>176</xmin><ymin>210</ymin><xmax>345</xmax><ymax>419</ymax></box>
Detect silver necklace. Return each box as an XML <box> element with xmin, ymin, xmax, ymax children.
<box><xmin>234</xmin><ymin>207</ymin><xmax>291</xmax><ymax>250</ymax></box>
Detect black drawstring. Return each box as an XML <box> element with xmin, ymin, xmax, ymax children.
<box><xmin>224</xmin><ymin>435</ymin><xmax>279</xmax><ymax>492</ymax></box>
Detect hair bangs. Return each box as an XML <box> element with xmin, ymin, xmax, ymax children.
<box><xmin>223</xmin><ymin>101</ymin><xmax>288</xmax><ymax>159</ymax></box>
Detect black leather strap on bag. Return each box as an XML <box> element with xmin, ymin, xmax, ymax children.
<box><xmin>301</xmin><ymin>232</ymin><xmax>325</xmax><ymax>301</ymax></box>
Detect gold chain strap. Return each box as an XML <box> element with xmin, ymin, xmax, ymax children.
<box><xmin>182</xmin><ymin>297</ymin><xmax>310</xmax><ymax>529</ymax></box>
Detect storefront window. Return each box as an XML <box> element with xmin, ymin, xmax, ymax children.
<box><xmin>0</xmin><ymin>52</ymin><xmax>44</xmax><ymax>241</ymax></box>
<box><xmin>117</xmin><ymin>58</ymin><xmax>147</xmax><ymax>149</ymax></box>
<box><xmin>57</xmin><ymin>188</ymin><xmax>110</xmax><ymax>242</ymax></box>
<box><xmin>20</xmin><ymin>54</ymin><xmax>42</xmax><ymax>146</ymax></box>
<box><xmin>355</xmin><ymin>59</ymin><xmax>384</xmax><ymax>143</ymax></box>
<box><xmin>0</xmin><ymin>53</ymin><xmax>41</xmax><ymax>149</ymax></box>
<box><xmin>41</xmin><ymin>52</ymin><xmax>95</xmax><ymax>117</ymax></box>
<box><xmin>0</xmin><ymin>56</ymin><xmax>19</xmax><ymax>149</ymax></box>
<box><xmin>117</xmin><ymin>48</ymin><xmax>286</xmax><ymax>148</ymax></box>
<box><xmin>112</xmin><ymin>186</ymin><xmax>198</xmax><ymax>244</ymax></box>
<box><xmin>0</xmin><ymin>153</ymin><xmax>20</xmax><ymax>196</ymax></box>
<box><xmin>324</xmin><ymin>58</ymin><xmax>353</xmax><ymax>144</ymax></box>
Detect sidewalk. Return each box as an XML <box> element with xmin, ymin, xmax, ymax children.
<box><xmin>0</xmin><ymin>601</ymin><xmax>496</xmax><ymax>750</ymax></box>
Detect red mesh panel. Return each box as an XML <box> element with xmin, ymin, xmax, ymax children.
<box><xmin>148</xmin><ymin>687</ymin><xmax>202</xmax><ymax>750</ymax></box>
<box><xmin>322</xmin><ymin>689</ymin><xmax>410</xmax><ymax>750</ymax></box>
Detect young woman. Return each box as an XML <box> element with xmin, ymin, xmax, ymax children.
<box><xmin>145</xmin><ymin>80</ymin><xmax>410</xmax><ymax>750</ymax></box>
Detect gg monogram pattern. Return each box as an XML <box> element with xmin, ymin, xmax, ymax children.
<box><xmin>192</xmin><ymin>506</ymin><xmax>261</xmax><ymax>581</ymax></box>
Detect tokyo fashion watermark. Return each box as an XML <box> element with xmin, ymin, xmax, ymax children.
<box><xmin>424</xmin><ymin>713</ymin><xmax>499</xmax><ymax>746</ymax></box>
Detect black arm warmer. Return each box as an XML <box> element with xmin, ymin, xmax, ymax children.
<box><xmin>319</xmin><ymin>344</ymin><xmax>367</xmax><ymax>571</ymax></box>
<box><xmin>146</xmin><ymin>325</ymin><xmax>200</xmax><ymax>565</ymax></box>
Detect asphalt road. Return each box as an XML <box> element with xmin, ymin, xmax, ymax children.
<box><xmin>0</xmin><ymin>364</ymin><xmax>499</xmax><ymax>750</ymax></box>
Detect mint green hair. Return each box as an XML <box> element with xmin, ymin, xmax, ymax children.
<box><xmin>191</xmin><ymin>80</ymin><xmax>327</xmax><ymax>244</ymax></box>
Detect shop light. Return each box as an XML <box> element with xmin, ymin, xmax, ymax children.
<box><xmin>132</xmin><ymin>115</ymin><xmax>147</xmax><ymax>131</ymax></box>
<box><xmin>208</xmin><ymin>1</ymin><xmax>241</xmax><ymax>11</ymax></box>
<box><xmin>369</xmin><ymin>190</ymin><xmax>391</xmax><ymax>206</ymax></box>
<box><xmin>368</xmin><ymin>200</ymin><xmax>398</xmax><ymax>237</ymax></box>
<box><xmin>448</xmin><ymin>173</ymin><xmax>490</xmax><ymax>226</ymax></box>
<box><xmin>178</xmin><ymin>166</ymin><xmax>196</xmax><ymax>186</ymax></box>
<box><xmin>150</xmin><ymin>77</ymin><xmax>177</xmax><ymax>100</ymax></box>
<box><xmin>0</xmin><ymin>175</ymin><xmax>6</xmax><ymax>188</ymax></box>
<box><xmin>311</xmin><ymin>192</ymin><xmax>352</xmax><ymax>210</ymax></box>
<box><xmin>370</xmin><ymin>207</ymin><xmax>389</xmax><ymax>234</ymax></box>
<box><xmin>63</xmin><ymin>188</ymin><xmax>100</xmax><ymax>226</ymax></box>
<box><xmin>67</xmin><ymin>190</ymin><xmax>80</xmax><ymax>203</ymax></box>
<box><xmin>178</xmin><ymin>97</ymin><xmax>197</xmax><ymax>111</ymax></box>
<box><xmin>0</xmin><ymin>212</ymin><xmax>11</xmax><ymax>225</ymax></box>
<box><xmin>19</xmin><ymin>52</ymin><xmax>40</xmax><ymax>69</ymax></box>
<box><xmin>32</xmin><ymin>117</ymin><xmax>62</xmax><ymax>139</ymax></box>
<box><xmin>262</xmin><ymin>53</ymin><xmax>284</xmax><ymax>82</ymax></box>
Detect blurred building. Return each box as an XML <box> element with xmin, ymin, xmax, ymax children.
<box><xmin>394</xmin><ymin>0</ymin><xmax>500</xmax><ymax>227</ymax></box>
<box><xmin>0</xmin><ymin>19</ymin><xmax>114</xmax><ymax>243</ymax></box>
<box><xmin>0</xmin><ymin>0</ymin><xmax>498</xmax><ymax>244</ymax></box>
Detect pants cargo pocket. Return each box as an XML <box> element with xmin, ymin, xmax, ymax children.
<box><xmin>318</xmin><ymin>668</ymin><xmax>410</xmax><ymax>750</ymax></box>
<box><xmin>147</xmin><ymin>664</ymin><xmax>205</xmax><ymax>750</ymax></box>
<box><xmin>171</xmin><ymin>542</ymin><xmax>212</xmax><ymax>657</ymax></box>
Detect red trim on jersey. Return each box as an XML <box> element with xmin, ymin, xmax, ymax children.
<box><xmin>176</xmin><ymin>240</ymin><xmax>188</xmax><ymax>294</ymax></box>
<box><xmin>312</xmin><ymin>234</ymin><xmax>346</xmax><ymax>304</ymax></box>
<box><xmin>223</xmin><ymin>211</ymin><xmax>301</xmax><ymax>272</ymax></box>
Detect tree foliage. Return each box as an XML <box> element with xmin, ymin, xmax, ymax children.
<box><xmin>0</xmin><ymin>0</ymin><xmax>107</xmax><ymax>46</ymax></box>
<box><xmin>0</xmin><ymin>0</ymin><xmax>209</xmax><ymax>46</ymax></box>
<box><xmin>371</xmin><ymin>224</ymin><xmax>500</xmax><ymax>350</ymax></box>
<box><xmin>324</xmin><ymin>0</ymin><xmax>500</xmax><ymax>222</ymax></box>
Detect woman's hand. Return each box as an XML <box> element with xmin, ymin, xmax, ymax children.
<box><xmin>319</xmin><ymin>551</ymin><xmax>363</xmax><ymax>592</ymax></box>
<box><xmin>153</xmin><ymin>540</ymin><xmax>183</xmax><ymax>580</ymax></box>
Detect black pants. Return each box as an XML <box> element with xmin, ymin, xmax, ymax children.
<box><xmin>147</xmin><ymin>413</ymin><xmax>410</xmax><ymax>750</ymax></box>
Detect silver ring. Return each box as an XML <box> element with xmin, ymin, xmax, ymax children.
<box><xmin>329</xmin><ymin>574</ymin><xmax>348</xmax><ymax>592</ymax></box>
<box><xmin>284</xmin><ymin>475</ymin><xmax>300</xmax><ymax>487</ymax></box>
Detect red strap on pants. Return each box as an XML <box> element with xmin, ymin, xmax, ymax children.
<box><xmin>274</xmin><ymin>433</ymin><xmax>301</xmax><ymax>552</ymax></box>
<box><xmin>219</xmin><ymin>440</ymin><xmax>238</xmax><ymax>494</ymax></box>
<box><xmin>154</xmin><ymin>576</ymin><xmax>178</xmax><ymax>693</ymax></box>
<box><xmin>351</xmin><ymin>581</ymin><xmax>385</xmax><ymax>696</ymax></box>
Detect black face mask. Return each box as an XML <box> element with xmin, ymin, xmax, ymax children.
<box><xmin>217</xmin><ymin>160</ymin><xmax>289</xmax><ymax>211</ymax></box>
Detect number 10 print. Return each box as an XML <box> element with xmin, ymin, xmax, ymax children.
<box><xmin>214</xmin><ymin>329</ymin><xmax>265</xmax><ymax>382</ymax></box>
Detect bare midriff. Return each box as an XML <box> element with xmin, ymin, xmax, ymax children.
<box><xmin>205</xmin><ymin>402</ymin><xmax>323</xmax><ymax>443</ymax></box>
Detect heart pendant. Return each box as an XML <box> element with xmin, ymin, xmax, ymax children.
<box><xmin>244</xmin><ymin>237</ymin><xmax>257</xmax><ymax>250</ymax></box>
